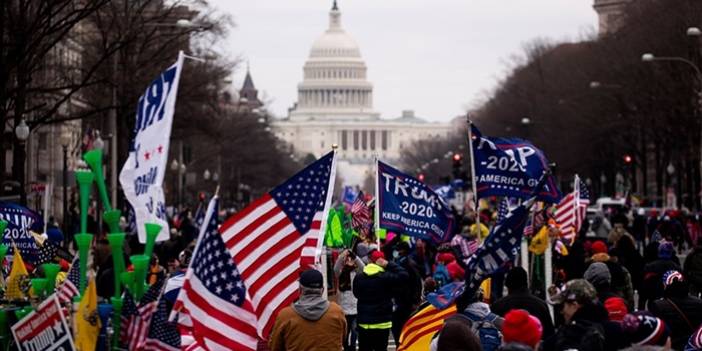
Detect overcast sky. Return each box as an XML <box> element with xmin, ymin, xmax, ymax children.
<box><xmin>207</xmin><ymin>0</ymin><xmax>598</xmax><ymax>122</ymax></box>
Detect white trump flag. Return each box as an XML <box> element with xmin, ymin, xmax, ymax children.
<box><xmin>120</xmin><ymin>51</ymin><xmax>184</xmax><ymax>243</ymax></box>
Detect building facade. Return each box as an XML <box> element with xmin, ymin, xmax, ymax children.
<box><xmin>272</xmin><ymin>2</ymin><xmax>453</xmax><ymax>185</ymax></box>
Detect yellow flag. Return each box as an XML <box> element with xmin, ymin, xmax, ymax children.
<box><xmin>529</xmin><ymin>226</ymin><xmax>549</xmax><ymax>255</ymax></box>
<box><xmin>6</xmin><ymin>247</ymin><xmax>28</xmax><ymax>300</ymax></box>
<box><xmin>75</xmin><ymin>277</ymin><xmax>101</xmax><ymax>351</ymax></box>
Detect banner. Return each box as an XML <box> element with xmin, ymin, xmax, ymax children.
<box><xmin>377</xmin><ymin>161</ymin><xmax>453</xmax><ymax>244</ymax></box>
<box><xmin>120</xmin><ymin>52</ymin><xmax>184</xmax><ymax>243</ymax></box>
<box><xmin>11</xmin><ymin>294</ymin><xmax>75</xmax><ymax>351</ymax></box>
<box><xmin>0</xmin><ymin>202</ymin><xmax>43</xmax><ymax>262</ymax></box>
<box><xmin>471</xmin><ymin>125</ymin><xmax>561</xmax><ymax>203</ymax></box>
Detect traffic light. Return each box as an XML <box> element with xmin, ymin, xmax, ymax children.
<box><xmin>452</xmin><ymin>153</ymin><xmax>463</xmax><ymax>179</ymax></box>
<box><xmin>623</xmin><ymin>154</ymin><xmax>632</xmax><ymax>164</ymax></box>
<box><xmin>418</xmin><ymin>173</ymin><xmax>425</xmax><ymax>182</ymax></box>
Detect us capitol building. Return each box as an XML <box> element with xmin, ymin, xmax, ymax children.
<box><xmin>271</xmin><ymin>1</ymin><xmax>454</xmax><ymax>185</ymax></box>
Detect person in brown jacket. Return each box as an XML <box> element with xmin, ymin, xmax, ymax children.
<box><xmin>269</xmin><ymin>269</ymin><xmax>347</xmax><ymax>351</ymax></box>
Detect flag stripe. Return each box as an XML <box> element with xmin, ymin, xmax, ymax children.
<box><xmin>220</xmin><ymin>195</ymin><xmax>277</xmax><ymax>237</ymax></box>
<box><xmin>226</xmin><ymin>204</ymin><xmax>286</xmax><ymax>252</ymax></box>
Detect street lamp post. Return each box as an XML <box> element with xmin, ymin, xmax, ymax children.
<box><xmin>60</xmin><ymin>131</ymin><xmax>71</xmax><ymax>238</ymax></box>
<box><xmin>643</xmin><ymin>28</ymin><xmax>702</xmax><ymax>207</ymax></box>
<box><xmin>15</xmin><ymin>119</ymin><xmax>30</xmax><ymax>205</ymax></box>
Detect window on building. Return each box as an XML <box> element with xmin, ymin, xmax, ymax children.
<box><xmin>362</xmin><ymin>130</ymin><xmax>367</xmax><ymax>150</ymax></box>
<box><xmin>38</xmin><ymin>132</ymin><xmax>48</xmax><ymax>151</ymax></box>
<box><xmin>370</xmin><ymin>131</ymin><xmax>376</xmax><ymax>150</ymax></box>
<box><xmin>342</xmin><ymin>130</ymin><xmax>348</xmax><ymax>150</ymax></box>
<box><xmin>353</xmin><ymin>130</ymin><xmax>359</xmax><ymax>150</ymax></box>
<box><xmin>381</xmin><ymin>131</ymin><xmax>388</xmax><ymax>150</ymax></box>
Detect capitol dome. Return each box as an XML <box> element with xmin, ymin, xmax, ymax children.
<box><xmin>309</xmin><ymin>3</ymin><xmax>362</xmax><ymax>59</ymax></box>
<box><xmin>290</xmin><ymin>0</ymin><xmax>378</xmax><ymax>121</ymax></box>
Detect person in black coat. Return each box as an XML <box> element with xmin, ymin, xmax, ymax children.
<box><xmin>390</xmin><ymin>242</ymin><xmax>422</xmax><ymax>345</ymax></box>
<box><xmin>491</xmin><ymin>267</ymin><xmax>555</xmax><ymax>339</ymax></box>
<box><xmin>353</xmin><ymin>250</ymin><xmax>408</xmax><ymax>351</ymax></box>
<box><xmin>649</xmin><ymin>270</ymin><xmax>702</xmax><ymax>350</ymax></box>
<box><xmin>639</xmin><ymin>241</ymin><xmax>681</xmax><ymax>309</ymax></box>
<box><xmin>542</xmin><ymin>279</ymin><xmax>629</xmax><ymax>351</ymax></box>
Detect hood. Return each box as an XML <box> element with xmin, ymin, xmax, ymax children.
<box><xmin>363</xmin><ymin>263</ymin><xmax>385</xmax><ymax>276</ymax></box>
<box><xmin>292</xmin><ymin>290</ymin><xmax>330</xmax><ymax>321</ymax></box>
<box><xmin>464</xmin><ymin>301</ymin><xmax>491</xmax><ymax>319</ymax></box>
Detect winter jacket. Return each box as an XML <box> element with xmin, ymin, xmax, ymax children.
<box><xmin>353</xmin><ymin>261</ymin><xmax>408</xmax><ymax>325</ymax></box>
<box><xmin>650</xmin><ymin>296</ymin><xmax>702</xmax><ymax>350</ymax></box>
<box><xmin>542</xmin><ymin>303</ymin><xmax>628</xmax><ymax>351</ymax></box>
<box><xmin>394</xmin><ymin>255</ymin><xmax>423</xmax><ymax>311</ymax></box>
<box><xmin>269</xmin><ymin>293</ymin><xmax>347</xmax><ymax>351</ymax></box>
<box><xmin>491</xmin><ymin>288</ymin><xmax>555</xmax><ymax>339</ymax></box>
<box><xmin>684</xmin><ymin>248</ymin><xmax>702</xmax><ymax>293</ymax></box>
<box><xmin>333</xmin><ymin>254</ymin><xmax>364</xmax><ymax>315</ymax></box>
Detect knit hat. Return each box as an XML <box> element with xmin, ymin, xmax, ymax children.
<box><xmin>437</xmin><ymin>252</ymin><xmax>456</xmax><ymax>264</ymax></box>
<box><xmin>658</xmin><ymin>241</ymin><xmax>674</xmax><ymax>259</ymax></box>
<box><xmin>584</xmin><ymin>262</ymin><xmax>611</xmax><ymax>287</ymax></box>
<box><xmin>622</xmin><ymin>312</ymin><xmax>669</xmax><ymax>346</ymax></box>
<box><xmin>662</xmin><ymin>270</ymin><xmax>684</xmax><ymax>287</ymax></box>
<box><xmin>688</xmin><ymin>324</ymin><xmax>702</xmax><ymax>350</ymax></box>
<box><xmin>591</xmin><ymin>241</ymin><xmax>608</xmax><ymax>255</ymax></box>
<box><xmin>502</xmin><ymin>309</ymin><xmax>543</xmax><ymax>349</ymax></box>
<box><xmin>299</xmin><ymin>269</ymin><xmax>324</xmax><ymax>289</ymax></box>
<box><xmin>370</xmin><ymin>250</ymin><xmax>385</xmax><ymax>263</ymax></box>
<box><xmin>446</xmin><ymin>261</ymin><xmax>465</xmax><ymax>281</ymax></box>
<box><xmin>604</xmin><ymin>297</ymin><xmax>628</xmax><ymax>321</ymax></box>
<box><xmin>548</xmin><ymin>279</ymin><xmax>597</xmax><ymax>305</ymax></box>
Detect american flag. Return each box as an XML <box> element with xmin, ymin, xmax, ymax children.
<box><xmin>465</xmin><ymin>197</ymin><xmax>533</xmax><ymax>294</ymax></box>
<box><xmin>122</xmin><ymin>278</ymin><xmax>165</xmax><ymax>350</ymax></box>
<box><xmin>219</xmin><ymin>151</ymin><xmax>336</xmax><ymax>339</ymax></box>
<box><xmin>144</xmin><ymin>298</ymin><xmax>180</xmax><ymax>351</ymax></box>
<box><xmin>121</xmin><ymin>292</ymin><xmax>139</xmax><ymax>345</ymax></box>
<box><xmin>174</xmin><ymin>196</ymin><xmax>258</xmax><ymax>350</ymax></box>
<box><xmin>497</xmin><ymin>197</ymin><xmax>510</xmax><ymax>223</ymax></box>
<box><xmin>555</xmin><ymin>175</ymin><xmax>590</xmax><ymax>244</ymax></box>
<box><xmin>351</xmin><ymin>191</ymin><xmax>371</xmax><ymax>236</ymax></box>
<box><xmin>57</xmin><ymin>256</ymin><xmax>79</xmax><ymax>304</ymax></box>
<box><xmin>193</xmin><ymin>201</ymin><xmax>205</xmax><ymax>231</ymax></box>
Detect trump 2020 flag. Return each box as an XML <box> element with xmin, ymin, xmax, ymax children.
<box><xmin>470</xmin><ymin>124</ymin><xmax>561</xmax><ymax>203</ymax></box>
<box><xmin>120</xmin><ymin>52</ymin><xmax>184</xmax><ymax>243</ymax></box>
<box><xmin>377</xmin><ymin>161</ymin><xmax>453</xmax><ymax>244</ymax></box>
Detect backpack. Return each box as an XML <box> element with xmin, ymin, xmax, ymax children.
<box><xmin>430</xmin><ymin>313</ymin><xmax>502</xmax><ymax>351</ymax></box>
<box><xmin>433</xmin><ymin>263</ymin><xmax>451</xmax><ymax>287</ymax></box>
<box><xmin>464</xmin><ymin>311</ymin><xmax>502</xmax><ymax>351</ymax></box>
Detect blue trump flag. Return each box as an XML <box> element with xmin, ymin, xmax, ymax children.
<box><xmin>377</xmin><ymin>161</ymin><xmax>453</xmax><ymax>244</ymax></box>
<box><xmin>470</xmin><ymin>124</ymin><xmax>561</xmax><ymax>203</ymax></box>
<box><xmin>0</xmin><ymin>202</ymin><xmax>43</xmax><ymax>262</ymax></box>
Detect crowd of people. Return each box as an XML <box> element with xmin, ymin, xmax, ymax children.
<box><xmin>265</xmin><ymin>204</ymin><xmax>702</xmax><ymax>351</ymax></box>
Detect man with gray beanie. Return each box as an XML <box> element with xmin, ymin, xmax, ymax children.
<box><xmin>269</xmin><ymin>269</ymin><xmax>347</xmax><ymax>351</ymax></box>
<box><xmin>585</xmin><ymin>262</ymin><xmax>630</xmax><ymax>321</ymax></box>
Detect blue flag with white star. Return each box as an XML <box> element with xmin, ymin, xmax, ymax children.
<box><xmin>377</xmin><ymin>161</ymin><xmax>454</xmax><ymax>244</ymax></box>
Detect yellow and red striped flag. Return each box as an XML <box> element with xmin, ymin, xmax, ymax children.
<box><xmin>397</xmin><ymin>303</ymin><xmax>457</xmax><ymax>351</ymax></box>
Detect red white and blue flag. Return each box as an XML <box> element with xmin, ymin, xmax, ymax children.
<box><xmin>555</xmin><ymin>175</ymin><xmax>590</xmax><ymax>244</ymax></box>
<box><xmin>218</xmin><ymin>151</ymin><xmax>336</xmax><ymax>339</ymax></box>
<box><xmin>57</xmin><ymin>256</ymin><xmax>79</xmax><ymax>304</ymax></box>
<box><xmin>174</xmin><ymin>195</ymin><xmax>259</xmax><ymax>350</ymax></box>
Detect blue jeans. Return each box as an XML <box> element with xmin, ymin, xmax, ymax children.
<box><xmin>345</xmin><ymin>314</ymin><xmax>358</xmax><ymax>351</ymax></box>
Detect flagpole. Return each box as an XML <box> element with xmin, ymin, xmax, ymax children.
<box><xmin>466</xmin><ymin>117</ymin><xmax>480</xmax><ymax>230</ymax></box>
<box><xmin>318</xmin><ymin>146</ymin><xmax>339</xmax><ymax>300</ymax></box>
<box><xmin>374</xmin><ymin>156</ymin><xmax>380</xmax><ymax>248</ymax></box>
